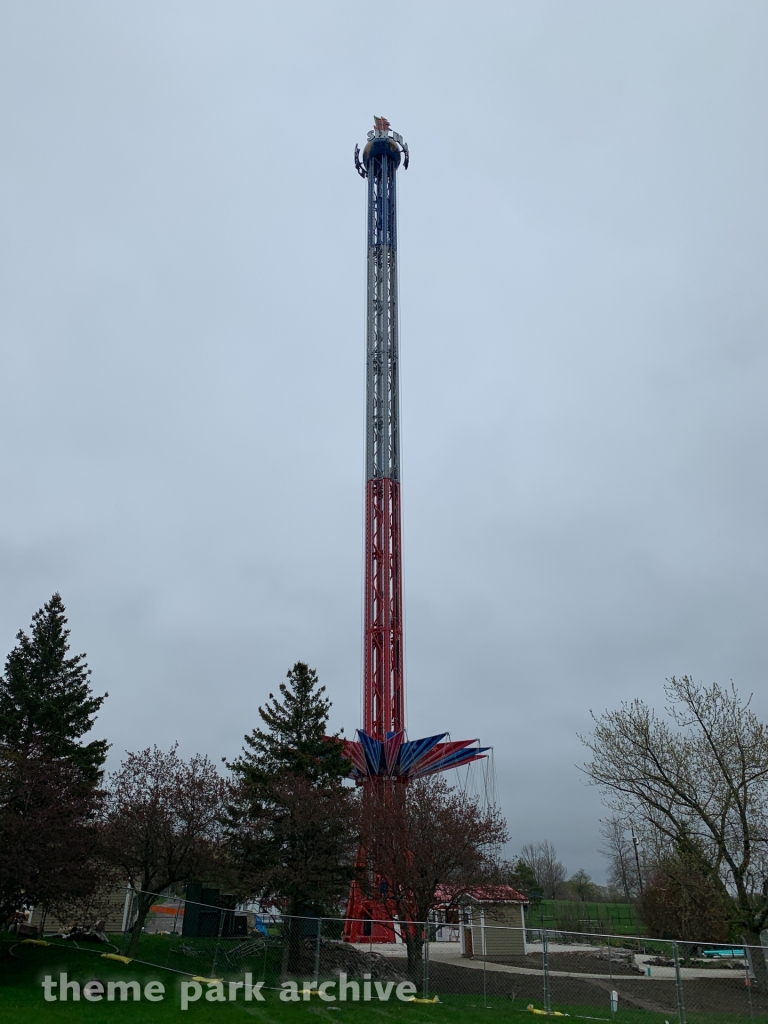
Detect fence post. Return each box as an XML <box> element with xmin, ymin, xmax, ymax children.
<box><xmin>422</xmin><ymin>922</ymin><xmax>430</xmax><ymax>999</ymax></box>
<box><xmin>672</xmin><ymin>941</ymin><xmax>686</xmax><ymax>1024</ymax></box>
<box><xmin>171</xmin><ymin>897</ymin><xmax>182</xmax><ymax>936</ymax></box>
<box><xmin>606</xmin><ymin>931</ymin><xmax>616</xmax><ymax>1017</ymax></box>
<box><xmin>261</xmin><ymin>930</ymin><xmax>269</xmax><ymax>983</ymax></box>
<box><xmin>164</xmin><ymin>896</ymin><xmax>182</xmax><ymax>969</ymax></box>
<box><xmin>542</xmin><ymin>928</ymin><xmax>551</xmax><ymax>1014</ymax></box>
<box><xmin>120</xmin><ymin>885</ymin><xmax>132</xmax><ymax>934</ymax></box>
<box><xmin>741</xmin><ymin>935</ymin><xmax>757</xmax><ymax>1023</ymax></box>
<box><xmin>312</xmin><ymin>918</ymin><xmax>322</xmax><ymax>989</ymax></box>
<box><xmin>607</xmin><ymin>932</ymin><xmax>614</xmax><ymax>988</ymax></box>
<box><xmin>210</xmin><ymin>904</ymin><xmax>225</xmax><ymax>978</ymax></box>
<box><xmin>122</xmin><ymin>889</ymin><xmax>138</xmax><ymax>955</ymax></box>
<box><xmin>483</xmin><ymin>942</ymin><xmax>488</xmax><ymax>1008</ymax></box>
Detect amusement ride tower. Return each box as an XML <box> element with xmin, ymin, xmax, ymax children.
<box><xmin>343</xmin><ymin>118</ymin><xmax>488</xmax><ymax>940</ymax></box>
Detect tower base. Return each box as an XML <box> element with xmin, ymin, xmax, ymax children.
<box><xmin>343</xmin><ymin>879</ymin><xmax>401</xmax><ymax>943</ymax></box>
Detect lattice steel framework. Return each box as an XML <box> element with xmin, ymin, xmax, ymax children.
<box><xmin>355</xmin><ymin>118</ymin><xmax>409</xmax><ymax>741</ymax></box>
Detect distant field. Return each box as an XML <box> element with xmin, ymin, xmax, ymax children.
<box><xmin>524</xmin><ymin>899</ymin><xmax>639</xmax><ymax>935</ymax></box>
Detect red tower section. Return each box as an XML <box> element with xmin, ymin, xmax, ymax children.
<box><xmin>364</xmin><ymin>477</ymin><xmax>404</xmax><ymax>740</ymax></box>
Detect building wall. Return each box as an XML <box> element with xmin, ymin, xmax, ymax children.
<box><xmin>466</xmin><ymin>902</ymin><xmax>527</xmax><ymax>957</ymax></box>
<box><xmin>29</xmin><ymin>886</ymin><xmax>132</xmax><ymax>934</ymax></box>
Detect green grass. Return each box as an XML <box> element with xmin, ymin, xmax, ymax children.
<box><xmin>525</xmin><ymin>901</ymin><xmax>638</xmax><ymax>936</ymax></box>
<box><xmin>1</xmin><ymin>937</ymin><xmax>761</xmax><ymax>1024</ymax></box>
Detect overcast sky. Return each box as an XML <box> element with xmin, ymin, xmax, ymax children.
<box><xmin>1</xmin><ymin>1</ymin><xmax>766</xmax><ymax>882</ymax></box>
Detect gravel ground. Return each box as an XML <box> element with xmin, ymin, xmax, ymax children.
<box><xmin>429</xmin><ymin>961</ymin><xmax>766</xmax><ymax>1017</ymax></box>
<box><xmin>485</xmin><ymin>950</ymin><xmax>643</xmax><ymax>976</ymax></box>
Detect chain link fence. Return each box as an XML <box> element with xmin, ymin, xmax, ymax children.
<box><xmin>115</xmin><ymin>890</ymin><xmax>768</xmax><ymax>1020</ymax></box>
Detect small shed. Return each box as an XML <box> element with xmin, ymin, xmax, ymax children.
<box><xmin>457</xmin><ymin>885</ymin><xmax>528</xmax><ymax>958</ymax></box>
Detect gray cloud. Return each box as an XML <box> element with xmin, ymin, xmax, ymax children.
<box><xmin>1</xmin><ymin>0</ymin><xmax>766</xmax><ymax>880</ymax></box>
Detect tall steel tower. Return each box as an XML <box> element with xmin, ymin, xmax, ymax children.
<box><xmin>357</xmin><ymin>116</ymin><xmax>407</xmax><ymax>741</ymax></box>
<box><xmin>343</xmin><ymin>119</ymin><xmax>488</xmax><ymax>788</ymax></box>
<box><xmin>343</xmin><ymin>122</ymin><xmax>489</xmax><ymax>942</ymax></box>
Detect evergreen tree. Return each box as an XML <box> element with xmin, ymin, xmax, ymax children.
<box><xmin>229</xmin><ymin>661</ymin><xmax>349</xmax><ymax>785</ymax></box>
<box><xmin>227</xmin><ymin>663</ymin><xmax>356</xmax><ymax>973</ymax></box>
<box><xmin>0</xmin><ymin>594</ymin><xmax>108</xmax><ymax>782</ymax></box>
<box><xmin>509</xmin><ymin>857</ymin><xmax>542</xmax><ymax>902</ymax></box>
